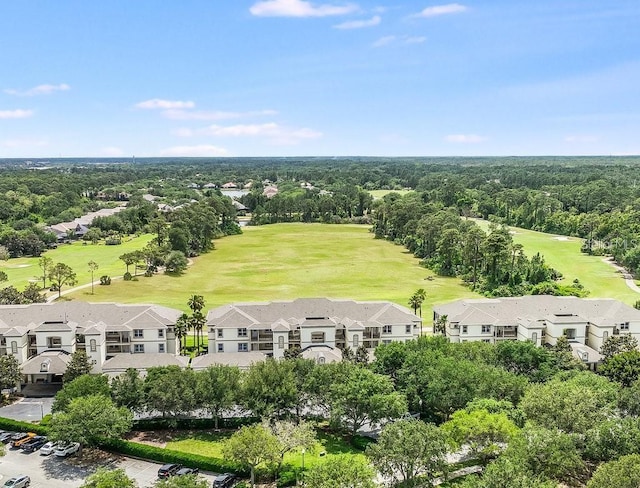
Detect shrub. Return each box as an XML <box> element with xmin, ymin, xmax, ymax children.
<box><xmin>0</xmin><ymin>417</ymin><xmax>48</xmax><ymax>435</ymax></box>
<box><xmin>277</xmin><ymin>469</ymin><xmax>300</xmax><ymax>487</ymax></box>
<box><xmin>99</xmin><ymin>275</ymin><xmax>111</xmax><ymax>285</ymax></box>
<box><xmin>99</xmin><ymin>438</ymin><xmax>248</xmax><ymax>475</ymax></box>
<box><xmin>123</xmin><ymin>272</ymin><xmax>132</xmax><ymax>281</ymax></box>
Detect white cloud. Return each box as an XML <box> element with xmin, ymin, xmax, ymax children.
<box><xmin>446</xmin><ymin>134</ymin><xmax>486</xmax><ymax>143</ymax></box>
<box><xmin>250</xmin><ymin>0</ymin><xmax>357</xmax><ymax>17</ymax></box>
<box><xmin>372</xmin><ymin>35</ymin><xmax>426</xmax><ymax>47</ymax></box>
<box><xmin>135</xmin><ymin>99</ymin><xmax>196</xmax><ymax>110</ymax></box>
<box><xmin>372</xmin><ymin>35</ymin><xmax>396</xmax><ymax>47</ymax></box>
<box><xmin>163</xmin><ymin>109</ymin><xmax>278</xmax><ymax>121</ymax></box>
<box><xmin>101</xmin><ymin>146</ymin><xmax>125</xmax><ymax>157</ymax></box>
<box><xmin>159</xmin><ymin>145</ymin><xmax>229</xmax><ymax>157</ymax></box>
<box><xmin>172</xmin><ymin>128</ymin><xmax>196</xmax><ymax>137</ymax></box>
<box><xmin>0</xmin><ymin>109</ymin><xmax>34</xmax><ymax>119</ymax></box>
<box><xmin>333</xmin><ymin>15</ymin><xmax>381</xmax><ymax>29</ymax></box>
<box><xmin>405</xmin><ymin>36</ymin><xmax>427</xmax><ymax>44</ymax></box>
<box><xmin>564</xmin><ymin>135</ymin><xmax>599</xmax><ymax>143</ymax></box>
<box><xmin>1</xmin><ymin>138</ymin><xmax>47</xmax><ymax>148</ymax></box>
<box><xmin>186</xmin><ymin>122</ymin><xmax>323</xmax><ymax>145</ymax></box>
<box><xmin>4</xmin><ymin>83</ymin><xmax>70</xmax><ymax>96</ymax></box>
<box><xmin>411</xmin><ymin>3</ymin><xmax>467</xmax><ymax>18</ymax></box>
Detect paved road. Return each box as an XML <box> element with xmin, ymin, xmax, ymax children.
<box><xmin>0</xmin><ymin>398</ymin><xmax>54</xmax><ymax>422</ymax></box>
<box><xmin>0</xmin><ymin>446</ymin><xmax>218</xmax><ymax>487</ymax></box>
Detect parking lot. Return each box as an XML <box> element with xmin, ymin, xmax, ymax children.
<box><xmin>0</xmin><ymin>445</ymin><xmax>218</xmax><ymax>487</ymax></box>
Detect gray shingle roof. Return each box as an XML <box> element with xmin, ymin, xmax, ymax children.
<box><xmin>435</xmin><ymin>296</ymin><xmax>640</xmax><ymax>326</ymax></box>
<box><xmin>207</xmin><ymin>298</ymin><xmax>420</xmax><ymax>329</ymax></box>
<box><xmin>0</xmin><ymin>302</ymin><xmax>181</xmax><ymax>332</ymax></box>
<box><xmin>102</xmin><ymin>353</ymin><xmax>189</xmax><ymax>372</ymax></box>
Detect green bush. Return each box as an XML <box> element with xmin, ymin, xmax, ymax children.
<box><xmin>277</xmin><ymin>469</ymin><xmax>300</xmax><ymax>487</ymax></box>
<box><xmin>99</xmin><ymin>275</ymin><xmax>111</xmax><ymax>285</ymax></box>
<box><xmin>0</xmin><ymin>417</ymin><xmax>49</xmax><ymax>435</ymax></box>
<box><xmin>99</xmin><ymin>438</ymin><xmax>248</xmax><ymax>475</ymax></box>
<box><xmin>123</xmin><ymin>272</ymin><xmax>132</xmax><ymax>281</ymax></box>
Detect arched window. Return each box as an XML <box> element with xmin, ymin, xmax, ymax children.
<box><xmin>353</xmin><ymin>334</ymin><xmax>359</xmax><ymax>348</ymax></box>
<box><xmin>531</xmin><ymin>332</ymin><xmax>537</xmax><ymax>345</ymax></box>
<box><xmin>90</xmin><ymin>339</ymin><xmax>97</xmax><ymax>352</ymax></box>
<box><xmin>278</xmin><ymin>336</ymin><xmax>285</xmax><ymax>349</ymax></box>
<box><xmin>10</xmin><ymin>341</ymin><xmax>17</xmax><ymax>354</ymax></box>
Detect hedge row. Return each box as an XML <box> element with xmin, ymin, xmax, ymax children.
<box><xmin>132</xmin><ymin>416</ymin><xmax>259</xmax><ymax>431</ymax></box>
<box><xmin>0</xmin><ymin>417</ymin><xmax>49</xmax><ymax>436</ymax></box>
<box><xmin>98</xmin><ymin>437</ymin><xmax>248</xmax><ymax>476</ymax></box>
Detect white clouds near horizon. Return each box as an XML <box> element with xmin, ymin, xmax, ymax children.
<box><xmin>177</xmin><ymin>122</ymin><xmax>322</xmax><ymax>145</ymax></box>
<box><xmin>446</xmin><ymin>134</ymin><xmax>486</xmax><ymax>143</ymax></box>
<box><xmin>163</xmin><ymin>109</ymin><xmax>278</xmax><ymax>121</ymax></box>
<box><xmin>159</xmin><ymin>144</ymin><xmax>229</xmax><ymax>157</ymax></box>
<box><xmin>4</xmin><ymin>84</ymin><xmax>70</xmax><ymax>96</ymax></box>
<box><xmin>333</xmin><ymin>15</ymin><xmax>381</xmax><ymax>29</ymax></box>
<box><xmin>372</xmin><ymin>35</ymin><xmax>426</xmax><ymax>47</ymax></box>
<box><xmin>0</xmin><ymin>109</ymin><xmax>34</xmax><ymax>119</ymax></box>
<box><xmin>411</xmin><ymin>3</ymin><xmax>467</xmax><ymax>18</ymax></box>
<box><xmin>250</xmin><ymin>0</ymin><xmax>357</xmax><ymax>17</ymax></box>
<box><xmin>135</xmin><ymin>99</ymin><xmax>196</xmax><ymax>110</ymax></box>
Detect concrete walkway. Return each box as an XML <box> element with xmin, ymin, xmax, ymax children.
<box><xmin>602</xmin><ymin>257</ymin><xmax>640</xmax><ymax>294</ymax></box>
<box><xmin>434</xmin><ymin>466</ymin><xmax>483</xmax><ymax>486</ymax></box>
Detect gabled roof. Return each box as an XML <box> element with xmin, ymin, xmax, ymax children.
<box><xmin>102</xmin><ymin>353</ymin><xmax>189</xmax><ymax>372</ymax></box>
<box><xmin>0</xmin><ymin>302</ymin><xmax>182</xmax><ymax>333</ymax></box>
<box><xmin>207</xmin><ymin>298</ymin><xmax>420</xmax><ymax>331</ymax></box>
<box><xmin>435</xmin><ymin>296</ymin><xmax>640</xmax><ymax>328</ymax></box>
<box><xmin>191</xmin><ymin>352</ymin><xmax>267</xmax><ymax>370</ymax></box>
<box><xmin>21</xmin><ymin>350</ymin><xmax>71</xmax><ymax>375</ymax></box>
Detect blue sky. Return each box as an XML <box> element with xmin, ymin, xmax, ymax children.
<box><xmin>0</xmin><ymin>1</ymin><xmax>638</xmax><ymax>157</ymax></box>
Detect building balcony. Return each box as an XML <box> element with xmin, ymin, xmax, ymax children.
<box><xmin>251</xmin><ymin>343</ymin><xmax>274</xmax><ymax>352</ymax></box>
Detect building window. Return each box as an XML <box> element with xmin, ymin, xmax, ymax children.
<box><xmin>217</xmin><ymin>343</ymin><xmax>224</xmax><ymax>353</ymax></box>
<box><xmin>318</xmin><ymin>356</ymin><xmax>326</xmax><ymax>365</ymax></box>
<box><xmin>158</xmin><ymin>344</ymin><xmax>165</xmax><ymax>353</ymax></box>
<box><xmin>134</xmin><ymin>344</ymin><xmax>145</xmax><ymax>353</ymax></box>
<box><xmin>382</xmin><ymin>340</ymin><xmax>392</xmax><ymax>345</ymax></box>
<box><xmin>11</xmin><ymin>341</ymin><xmax>17</xmax><ymax>354</ymax></box>
<box><xmin>158</xmin><ymin>329</ymin><xmax>164</xmax><ymax>338</ymax></box>
<box><xmin>90</xmin><ymin>339</ymin><xmax>97</xmax><ymax>352</ymax></box>
<box><xmin>47</xmin><ymin>336</ymin><xmax>62</xmax><ymax>348</ymax></box>
<box><xmin>278</xmin><ymin>336</ymin><xmax>285</xmax><ymax>349</ymax></box>
<box><xmin>238</xmin><ymin>328</ymin><xmax>248</xmax><ymax>337</ymax></box>
<box><xmin>621</xmin><ymin>322</ymin><xmax>630</xmax><ymax>331</ymax></box>
<box><xmin>461</xmin><ymin>325</ymin><xmax>468</xmax><ymax>334</ymax></box>
<box><xmin>311</xmin><ymin>332</ymin><xmax>325</xmax><ymax>343</ymax></box>
<box><xmin>382</xmin><ymin>325</ymin><xmax>392</xmax><ymax>334</ymax></box>
<box><xmin>603</xmin><ymin>331</ymin><xmax>609</xmax><ymax>342</ymax></box>
<box><xmin>217</xmin><ymin>329</ymin><xmax>223</xmax><ymax>338</ymax></box>
<box><xmin>405</xmin><ymin>324</ymin><xmax>412</xmax><ymax>334</ymax></box>
<box><xmin>134</xmin><ymin>329</ymin><xmax>144</xmax><ymax>338</ymax></box>
<box><xmin>481</xmin><ymin>325</ymin><xmax>491</xmax><ymax>334</ymax></box>
<box><xmin>482</xmin><ymin>339</ymin><xmax>491</xmax><ymax>343</ymax></box>
<box><xmin>564</xmin><ymin>329</ymin><xmax>577</xmax><ymax>340</ymax></box>
<box><xmin>531</xmin><ymin>332</ymin><xmax>537</xmax><ymax>344</ymax></box>
<box><xmin>353</xmin><ymin>334</ymin><xmax>359</xmax><ymax>348</ymax></box>
<box><xmin>238</xmin><ymin>343</ymin><xmax>249</xmax><ymax>352</ymax></box>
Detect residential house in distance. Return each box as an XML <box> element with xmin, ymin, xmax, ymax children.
<box><xmin>434</xmin><ymin>296</ymin><xmax>640</xmax><ymax>367</ymax></box>
<box><xmin>206</xmin><ymin>298</ymin><xmax>422</xmax><ymax>361</ymax></box>
<box><xmin>0</xmin><ymin>302</ymin><xmax>181</xmax><ymax>384</ymax></box>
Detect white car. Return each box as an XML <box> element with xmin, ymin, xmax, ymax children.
<box><xmin>3</xmin><ymin>475</ymin><xmax>30</xmax><ymax>487</ymax></box>
<box><xmin>39</xmin><ymin>441</ymin><xmax>59</xmax><ymax>456</ymax></box>
<box><xmin>54</xmin><ymin>442</ymin><xmax>80</xmax><ymax>457</ymax></box>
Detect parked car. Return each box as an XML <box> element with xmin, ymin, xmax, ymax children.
<box><xmin>0</xmin><ymin>431</ymin><xmax>16</xmax><ymax>443</ymax></box>
<box><xmin>158</xmin><ymin>463</ymin><xmax>183</xmax><ymax>478</ymax></box>
<box><xmin>10</xmin><ymin>433</ymin><xmax>36</xmax><ymax>449</ymax></box>
<box><xmin>176</xmin><ymin>467</ymin><xmax>199</xmax><ymax>476</ymax></box>
<box><xmin>54</xmin><ymin>442</ymin><xmax>80</xmax><ymax>457</ymax></box>
<box><xmin>21</xmin><ymin>436</ymin><xmax>48</xmax><ymax>453</ymax></box>
<box><xmin>212</xmin><ymin>473</ymin><xmax>236</xmax><ymax>488</ymax></box>
<box><xmin>39</xmin><ymin>441</ymin><xmax>59</xmax><ymax>456</ymax></box>
<box><xmin>3</xmin><ymin>475</ymin><xmax>30</xmax><ymax>488</ymax></box>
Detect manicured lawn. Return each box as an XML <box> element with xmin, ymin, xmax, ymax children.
<box><xmin>65</xmin><ymin>223</ymin><xmax>478</xmax><ymax>314</ymax></box>
<box><xmin>472</xmin><ymin>219</ymin><xmax>639</xmax><ymax>304</ymax></box>
<box><xmin>165</xmin><ymin>429</ymin><xmax>367</xmax><ymax>468</ymax></box>
<box><xmin>368</xmin><ymin>189</ymin><xmax>413</xmax><ymax>199</ymax></box>
<box><xmin>0</xmin><ymin>234</ymin><xmax>154</xmax><ymax>296</ymax></box>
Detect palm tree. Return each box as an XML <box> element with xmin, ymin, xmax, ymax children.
<box><xmin>175</xmin><ymin>313</ymin><xmax>189</xmax><ymax>354</ymax></box>
<box><xmin>187</xmin><ymin>295</ymin><xmax>206</xmax><ymax>353</ymax></box>
<box><xmin>409</xmin><ymin>288</ymin><xmax>427</xmax><ymax>317</ymax></box>
<box><xmin>434</xmin><ymin>314</ymin><xmax>448</xmax><ymax>335</ymax></box>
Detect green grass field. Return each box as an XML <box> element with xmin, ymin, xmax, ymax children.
<box><xmin>471</xmin><ymin>219</ymin><xmax>639</xmax><ymax>304</ymax></box>
<box><xmin>368</xmin><ymin>189</ymin><xmax>413</xmax><ymax>199</ymax></box>
<box><xmin>65</xmin><ymin>223</ymin><xmax>478</xmax><ymax>314</ymax></box>
<box><xmin>165</xmin><ymin>430</ymin><xmax>366</xmax><ymax>469</ymax></box>
<box><xmin>0</xmin><ymin>234</ymin><xmax>154</xmax><ymax>296</ymax></box>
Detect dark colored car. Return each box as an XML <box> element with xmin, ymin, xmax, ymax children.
<box><xmin>176</xmin><ymin>467</ymin><xmax>199</xmax><ymax>476</ymax></box>
<box><xmin>158</xmin><ymin>464</ymin><xmax>183</xmax><ymax>479</ymax></box>
<box><xmin>21</xmin><ymin>436</ymin><xmax>48</xmax><ymax>453</ymax></box>
<box><xmin>0</xmin><ymin>432</ymin><xmax>16</xmax><ymax>443</ymax></box>
<box><xmin>212</xmin><ymin>473</ymin><xmax>236</xmax><ymax>488</ymax></box>
<box><xmin>10</xmin><ymin>433</ymin><xmax>35</xmax><ymax>449</ymax></box>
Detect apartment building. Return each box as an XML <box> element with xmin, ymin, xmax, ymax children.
<box><xmin>206</xmin><ymin>297</ymin><xmax>422</xmax><ymax>359</ymax></box>
<box><xmin>0</xmin><ymin>302</ymin><xmax>181</xmax><ymax>383</ymax></box>
<box><xmin>434</xmin><ymin>296</ymin><xmax>640</xmax><ymax>364</ymax></box>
